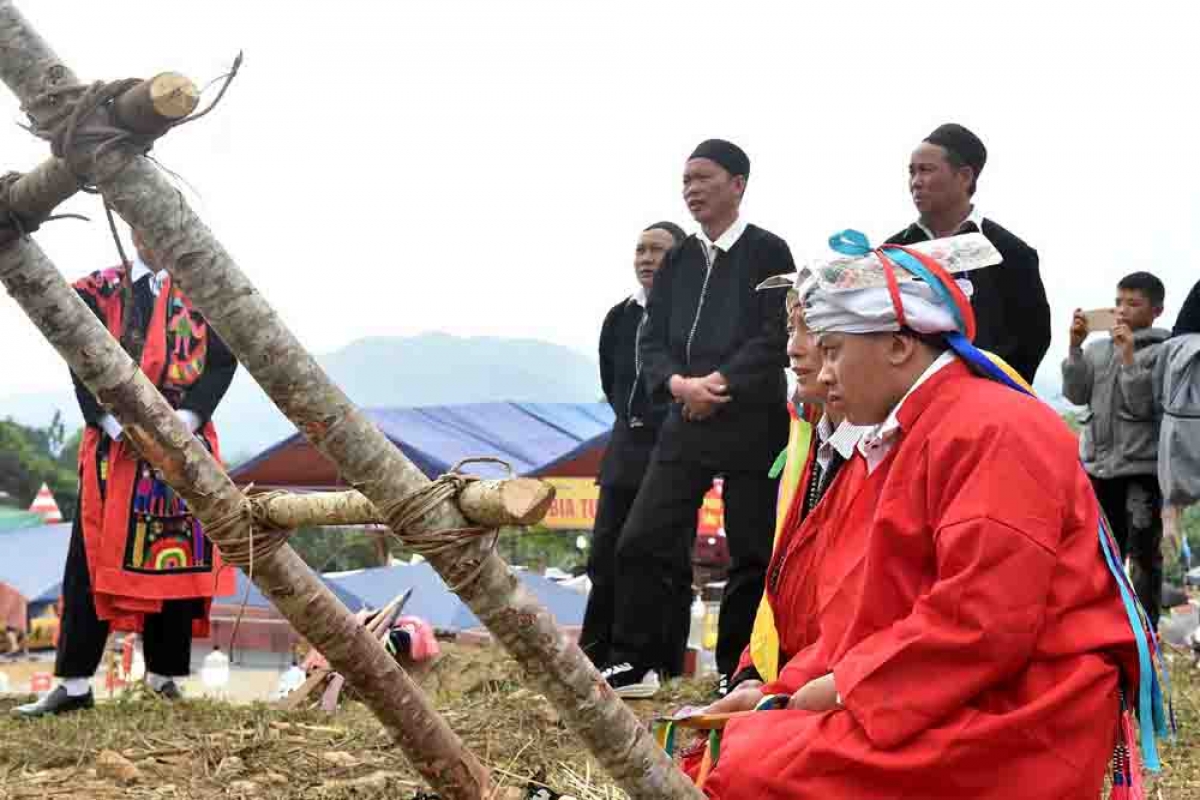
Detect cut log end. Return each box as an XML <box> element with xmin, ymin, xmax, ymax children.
<box><xmin>501</xmin><ymin>479</ymin><xmax>556</xmax><ymax>525</ymax></box>
<box><xmin>113</xmin><ymin>72</ymin><xmax>201</xmax><ymax>135</ymax></box>
<box><xmin>148</xmin><ymin>72</ymin><xmax>200</xmax><ymax>119</ymax></box>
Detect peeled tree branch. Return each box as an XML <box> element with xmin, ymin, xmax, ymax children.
<box><xmin>248</xmin><ymin>479</ymin><xmax>556</xmax><ymax>531</ymax></box>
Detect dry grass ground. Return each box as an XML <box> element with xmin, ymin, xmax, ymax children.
<box><xmin>0</xmin><ymin>644</ymin><xmax>1193</xmax><ymax>799</ymax></box>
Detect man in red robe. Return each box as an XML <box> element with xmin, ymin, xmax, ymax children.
<box><xmin>15</xmin><ymin>230</ymin><xmax>237</xmax><ymax>717</ymax></box>
<box><xmin>696</xmin><ymin>232</ymin><xmax>1154</xmax><ymax>799</ymax></box>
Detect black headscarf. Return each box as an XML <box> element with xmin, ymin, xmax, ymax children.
<box><xmin>925</xmin><ymin>123</ymin><xmax>987</xmax><ymax>177</ymax></box>
<box><xmin>1174</xmin><ymin>280</ymin><xmax>1200</xmax><ymax>336</ymax></box>
<box><xmin>688</xmin><ymin>139</ymin><xmax>750</xmax><ymax>179</ymax></box>
<box><xmin>643</xmin><ymin>221</ymin><xmax>686</xmax><ymax>245</ymax></box>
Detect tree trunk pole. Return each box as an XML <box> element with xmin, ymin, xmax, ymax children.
<box><xmin>102</xmin><ymin>161</ymin><xmax>699</xmax><ymax>800</ymax></box>
<box><xmin>0</xmin><ymin>4</ymin><xmax>199</xmax><ymax>229</ymax></box>
<box><xmin>0</xmin><ymin>235</ymin><xmax>491</xmax><ymax>800</ymax></box>
<box><xmin>0</xmin><ymin>2</ymin><xmax>701</xmax><ymax>794</ymax></box>
<box><xmin>249</xmin><ymin>479</ymin><xmax>555</xmax><ymax>530</ymax></box>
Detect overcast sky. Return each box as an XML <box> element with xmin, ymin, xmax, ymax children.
<box><xmin>1</xmin><ymin>2</ymin><xmax>1196</xmax><ymax>396</ymax></box>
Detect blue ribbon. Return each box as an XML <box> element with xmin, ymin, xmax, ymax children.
<box><xmin>826</xmin><ymin>229</ymin><xmax>967</xmax><ymax>335</ymax></box>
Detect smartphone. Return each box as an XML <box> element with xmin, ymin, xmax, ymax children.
<box><xmin>1082</xmin><ymin>308</ymin><xmax>1117</xmax><ymax>332</ymax></box>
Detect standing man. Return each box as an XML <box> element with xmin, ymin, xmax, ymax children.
<box><xmin>602</xmin><ymin>139</ymin><xmax>794</xmax><ymax>697</ymax></box>
<box><xmin>887</xmin><ymin>123</ymin><xmax>1051</xmax><ymax>384</ymax></box>
<box><xmin>15</xmin><ymin>230</ymin><xmax>237</xmax><ymax>717</ymax></box>
<box><xmin>579</xmin><ymin>220</ymin><xmax>686</xmax><ymax>669</ymax></box>
<box><xmin>1063</xmin><ymin>272</ymin><xmax>1170</xmax><ymax>628</ymax></box>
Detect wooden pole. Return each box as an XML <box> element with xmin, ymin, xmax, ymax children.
<box><xmin>0</xmin><ymin>3</ymin><xmax>701</xmax><ymax>795</ymax></box>
<box><xmin>0</xmin><ymin>236</ymin><xmax>490</xmax><ymax>800</ymax></box>
<box><xmin>2</xmin><ymin>70</ymin><xmax>199</xmax><ymax>235</ymax></box>
<box><xmin>102</xmin><ymin>155</ymin><xmax>699</xmax><ymax>800</ymax></box>
<box><xmin>0</xmin><ymin>4</ymin><xmax>199</xmax><ymax>228</ymax></box>
<box><xmin>248</xmin><ymin>479</ymin><xmax>555</xmax><ymax>530</ymax></box>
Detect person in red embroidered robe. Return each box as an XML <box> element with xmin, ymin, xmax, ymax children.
<box><xmin>697</xmin><ymin>235</ymin><xmax>1141</xmax><ymax>799</ymax></box>
<box><xmin>723</xmin><ymin>280</ymin><xmax>866</xmax><ymax>693</ymax></box>
<box><xmin>15</xmin><ymin>230</ymin><xmax>237</xmax><ymax>717</ymax></box>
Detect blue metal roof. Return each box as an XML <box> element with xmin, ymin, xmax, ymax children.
<box><xmin>230</xmin><ymin>402</ymin><xmax>615</xmax><ymax>483</ymax></box>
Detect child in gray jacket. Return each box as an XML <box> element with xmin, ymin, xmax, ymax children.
<box><xmin>1063</xmin><ymin>271</ymin><xmax>1169</xmax><ymax>627</ymax></box>
<box><xmin>1120</xmin><ymin>279</ymin><xmax>1200</xmax><ymax>579</ymax></box>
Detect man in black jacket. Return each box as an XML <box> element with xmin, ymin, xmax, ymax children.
<box><xmin>886</xmin><ymin>123</ymin><xmax>1050</xmax><ymax>384</ymax></box>
<box><xmin>579</xmin><ymin>220</ymin><xmax>685</xmax><ymax>669</ymax></box>
<box><xmin>602</xmin><ymin>140</ymin><xmax>794</xmax><ymax>697</ymax></box>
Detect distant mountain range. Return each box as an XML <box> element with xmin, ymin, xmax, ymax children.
<box><xmin>0</xmin><ymin>333</ymin><xmax>604</xmax><ymax>464</ymax></box>
<box><xmin>0</xmin><ymin>332</ymin><xmax>1074</xmax><ymax>466</ymax></box>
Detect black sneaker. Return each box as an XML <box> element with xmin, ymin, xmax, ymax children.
<box><xmin>12</xmin><ymin>686</ymin><xmax>95</xmax><ymax>718</ymax></box>
<box><xmin>715</xmin><ymin>673</ymin><xmax>730</xmax><ymax>698</ymax></box>
<box><xmin>153</xmin><ymin>680</ymin><xmax>183</xmax><ymax>701</ymax></box>
<box><xmin>600</xmin><ymin>662</ymin><xmax>660</xmax><ymax>699</ymax></box>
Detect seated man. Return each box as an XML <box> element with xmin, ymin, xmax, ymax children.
<box><xmin>695</xmin><ymin>232</ymin><xmax>1159</xmax><ymax>799</ymax></box>
<box><xmin>729</xmin><ymin>281</ymin><xmax>866</xmax><ymax>691</ymax></box>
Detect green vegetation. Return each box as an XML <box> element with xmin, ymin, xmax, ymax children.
<box><xmin>0</xmin><ymin>411</ymin><xmax>79</xmax><ymax>518</ymax></box>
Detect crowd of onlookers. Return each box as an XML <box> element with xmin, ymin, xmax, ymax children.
<box><xmin>582</xmin><ymin>123</ymin><xmax>1200</xmax><ymax>700</ymax></box>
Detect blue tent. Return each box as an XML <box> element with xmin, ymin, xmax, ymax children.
<box><xmin>33</xmin><ymin>569</ymin><xmax>367</xmax><ymax>615</ymax></box>
<box><xmin>0</xmin><ymin>522</ymin><xmax>71</xmax><ymax>602</ymax></box>
<box><xmin>327</xmin><ymin>561</ymin><xmax>585</xmax><ymax>631</ymax></box>
<box><xmin>224</xmin><ymin>569</ymin><xmax>367</xmax><ymax>612</ymax></box>
<box><xmin>230</xmin><ymin>402</ymin><xmax>615</xmax><ymax>487</ymax></box>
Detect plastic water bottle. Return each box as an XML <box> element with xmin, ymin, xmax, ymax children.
<box><xmin>200</xmin><ymin>647</ymin><xmax>230</xmax><ymax>691</ymax></box>
<box><xmin>688</xmin><ymin>594</ymin><xmax>705</xmax><ymax>650</ymax></box>
<box><xmin>130</xmin><ymin>643</ymin><xmax>146</xmax><ymax>682</ymax></box>
<box><xmin>701</xmin><ymin>600</ymin><xmax>720</xmax><ymax>652</ymax></box>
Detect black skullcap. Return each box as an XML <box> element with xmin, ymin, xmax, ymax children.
<box><xmin>924</xmin><ymin>123</ymin><xmax>987</xmax><ymax>177</ymax></box>
<box><xmin>643</xmin><ymin>221</ymin><xmax>686</xmax><ymax>244</ymax></box>
<box><xmin>1174</xmin><ymin>280</ymin><xmax>1200</xmax><ymax>337</ymax></box>
<box><xmin>689</xmin><ymin>139</ymin><xmax>750</xmax><ymax>179</ymax></box>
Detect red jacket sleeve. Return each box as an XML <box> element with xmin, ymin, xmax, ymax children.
<box><xmin>831</xmin><ymin>431</ymin><xmax>1064</xmax><ymax>749</ymax></box>
<box><xmin>761</xmin><ymin>640</ymin><xmax>829</xmax><ymax>696</ymax></box>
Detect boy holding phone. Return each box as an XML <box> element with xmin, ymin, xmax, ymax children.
<box><xmin>1062</xmin><ymin>271</ymin><xmax>1169</xmax><ymax>627</ymax></box>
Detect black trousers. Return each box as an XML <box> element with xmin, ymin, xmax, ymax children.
<box><xmin>56</xmin><ymin>514</ymin><xmax>197</xmax><ymax>678</ymax></box>
<box><xmin>1091</xmin><ymin>474</ymin><xmax>1164</xmax><ymax>628</ymax></box>
<box><xmin>579</xmin><ymin>483</ymin><xmax>638</xmax><ymax>669</ymax></box>
<box><xmin>611</xmin><ymin>460</ymin><xmax>778</xmax><ymax>678</ymax></box>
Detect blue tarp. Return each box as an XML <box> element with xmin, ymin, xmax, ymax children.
<box><xmin>230</xmin><ymin>402</ymin><xmax>616</xmax><ymax>482</ymax></box>
<box><xmin>224</xmin><ymin>569</ymin><xmax>367</xmax><ymax>612</ymax></box>
<box><xmin>32</xmin><ymin>569</ymin><xmax>367</xmax><ymax>614</ymax></box>
<box><xmin>327</xmin><ymin>562</ymin><xmax>585</xmax><ymax>631</ymax></box>
<box><xmin>0</xmin><ymin>522</ymin><xmax>71</xmax><ymax>601</ymax></box>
